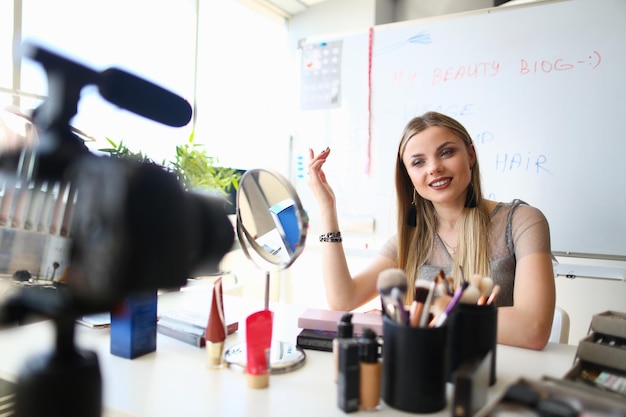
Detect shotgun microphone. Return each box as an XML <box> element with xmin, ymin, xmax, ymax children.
<box><xmin>98</xmin><ymin>68</ymin><xmax>192</xmax><ymax>127</ymax></box>
<box><xmin>22</xmin><ymin>41</ymin><xmax>192</xmax><ymax>128</ymax></box>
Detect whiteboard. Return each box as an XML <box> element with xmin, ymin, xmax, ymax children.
<box><xmin>295</xmin><ymin>0</ymin><xmax>626</xmax><ymax>259</ymax></box>
<box><xmin>369</xmin><ymin>0</ymin><xmax>626</xmax><ymax>258</ymax></box>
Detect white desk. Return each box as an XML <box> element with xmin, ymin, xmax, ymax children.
<box><xmin>0</xmin><ymin>289</ymin><xmax>577</xmax><ymax>417</ymax></box>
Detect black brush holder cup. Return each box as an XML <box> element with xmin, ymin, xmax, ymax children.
<box><xmin>446</xmin><ymin>303</ymin><xmax>497</xmax><ymax>386</ymax></box>
<box><xmin>382</xmin><ymin>316</ymin><xmax>448</xmax><ymax>413</ymax></box>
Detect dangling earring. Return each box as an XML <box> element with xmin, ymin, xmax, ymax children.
<box><xmin>407</xmin><ymin>189</ymin><xmax>417</xmax><ymax>227</ymax></box>
<box><xmin>464</xmin><ymin>183</ymin><xmax>477</xmax><ymax>208</ymax></box>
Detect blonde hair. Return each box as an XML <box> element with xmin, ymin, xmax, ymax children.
<box><xmin>395</xmin><ymin>112</ymin><xmax>491</xmax><ymax>301</ymax></box>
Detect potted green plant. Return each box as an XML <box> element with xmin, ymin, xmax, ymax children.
<box><xmin>167</xmin><ymin>131</ymin><xmax>241</xmax><ymax>201</ymax></box>
<box><xmin>98</xmin><ymin>132</ymin><xmax>241</xmax><ymax>210</ymax></box>
<box><xmin>98</xmin><ymin>137</ymin><xmax>156</xmax><ymax>164</ymax></box>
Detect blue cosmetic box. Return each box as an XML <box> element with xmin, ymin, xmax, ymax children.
<box><xmin>110</xmin><ymin>290</ymin><xmax>158</xmax><ymax>359</ymax></box>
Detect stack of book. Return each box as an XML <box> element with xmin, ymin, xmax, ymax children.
<box><xmin>157</xmin><ymin>309</ymin><xmax>238</xmax><ymax>347</ymax></box>
<box><xmin>295</xmin><ymin>308</ymin><xmax>383</xmax><ymax>352</ymax></box>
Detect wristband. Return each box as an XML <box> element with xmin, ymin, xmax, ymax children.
<box><xmin>319</xmin><ymin>231</ymin><xmax>342</xmax><ymax>243</ymax></box>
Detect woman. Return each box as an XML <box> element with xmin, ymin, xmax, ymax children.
<box><xmin>308</xmin><ymin>111</ymin><xmax>555</xmax><ymax>350</ymax></box>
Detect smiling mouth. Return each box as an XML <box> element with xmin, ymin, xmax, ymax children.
<box><xmin>430</xmin><ymin>178</ymin><xmax>451</xmax><ymax>188</ymax></box>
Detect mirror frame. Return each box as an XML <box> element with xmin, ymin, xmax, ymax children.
<box><xmin>235</xmin><ymin>169</ymin><xmax>308</xmax><ymax>272</ymax></box>
<box><xmin>226</xmin><ymin>168</ymin><xmax>308</xmax><ymax>373</ymax></box>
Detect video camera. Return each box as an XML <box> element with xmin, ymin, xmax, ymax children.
<box><xmin>0</xmin><ymin>42</ymin><xmax>234</xmax><ymax>318</ymax></box>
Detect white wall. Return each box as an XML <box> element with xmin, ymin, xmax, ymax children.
<box><xmin>288</xmin><ymin>0</ymin><xmax>494</xmax><ymax>50</ymax></box>
<box><xmin>396</xmin><ymin>0</ymin><xmax>493</xmax><ymax>19</ymax></box>
<box><xmin>288</xmin><ymin>0</ymin><xmax>376</xmax><ymax>51</ymax></box>
<box><xmin>555</xmin><ymin>276</ymin><xmax>626</xmax><ymax>345</ymax></box>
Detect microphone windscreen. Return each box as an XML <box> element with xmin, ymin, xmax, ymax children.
<box><xmin>98</xmin><ymin>68</ymin><xmax>192</xmax><ymax>127</ymax></box>
<box><xmin>376</xmin><ymin>268</ymin><xmax>407</xmax><ymax>295</ymax></box>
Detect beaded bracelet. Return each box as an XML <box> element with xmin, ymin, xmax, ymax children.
<box><xmin>319</xmin><ymin>231</ymin><xmax>342</xmax><ymax>243</ymax></box>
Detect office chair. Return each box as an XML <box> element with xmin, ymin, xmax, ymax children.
<box><xmin>549</xmin><ymin>306</ymin><xmax>570</xmax><ymax>344</ymax></box>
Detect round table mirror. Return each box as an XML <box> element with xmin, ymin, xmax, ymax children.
<box><xmin>225</xmin><ymin>168</ymin><xmax>308</xmax><ymax>373</ymax></box>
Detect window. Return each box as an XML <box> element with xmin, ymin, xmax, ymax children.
<box><xmin>0</xmin><ymin>1</ymin><xmax>16</xmax><ymax>104</ymax></box>
<box><xmin>1</xmin><ymin>0</ymin><xmax>291</xmax><ymax>173</ymax></box>
<box><xmin>195</xmin><ymin>1</ymin><xmax>292</xmax><ymax>172</ymax></box>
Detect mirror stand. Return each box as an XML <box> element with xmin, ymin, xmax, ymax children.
<box><xmin>263</xmin><ymin>270</ymin><xmax>270</xmax><ymax>310</ymax></box>
<box><xmin>223</xmin><ymin>169</ymin><xmax>308</xmax><ymax>374</ymax></box>
<box><xmin>223</xmin><ymin>267</ymin><xmax>306</xmax><ymax>374</ymax></box>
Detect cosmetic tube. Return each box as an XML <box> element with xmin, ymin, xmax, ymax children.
<box><xmin>337</xmin><ymin>338</ymin><xmax>360</xmax><ymax>413</ymax></box>
<box><xmin>206</xmin><ymin>278</ymin><xmax>226</xmax><ymax>368</ymax></box>
<box><xmin>358</xmin><ymin>328</ymin><xmax>381</xmax><ymax>410</ymax></box>
<box><xmin>246</xmin><ymin>310</ymin><xmax>273</xmax><ymax>389</ymax></box>
<box><xmin>333</xmin><ymin>312</ymin><xmax>354</xmax><ymax>382</ymax></box>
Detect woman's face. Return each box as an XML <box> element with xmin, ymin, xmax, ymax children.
<box><xmin>402</xmin><ymin>126</ymin><xmax>475</xmax><ymax>208</ymax></box>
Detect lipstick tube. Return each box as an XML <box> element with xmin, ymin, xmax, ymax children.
<box><xmin>245</xmin><ymin>310</ymin><xmax>273</xmax><ymax>389</ymax></box>
<box><xmin>206</xmin><ymin>277</ymin><xmax>227</xmax><ymax>369</ymax></box>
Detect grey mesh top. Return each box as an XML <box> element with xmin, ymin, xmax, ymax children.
<box><xmin>379</xmin><ymin>200</ymin><xmax>551</xmax><ymax>307</ymax></box>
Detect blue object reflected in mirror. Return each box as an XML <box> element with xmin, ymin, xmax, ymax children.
<box><xmin>236</xmin><ymin>169</ymin><xmax>307</xmax><ymax>269</ymax></box>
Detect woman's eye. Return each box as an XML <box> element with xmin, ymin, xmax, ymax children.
<box><xmin>441</xmin><ymin>148</ymin><xmax>455</xmax><ymax>158</ymax></box>
<box><xmin>412</xmin><ymin>159</ymin><xmax>425</xmax><ymax>167</ymax></box>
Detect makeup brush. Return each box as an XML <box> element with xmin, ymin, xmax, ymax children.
<box><xmin>409</xmin><ymin>300</ymin><xmax>421</xmax><ymax>327</ymax></box>
<box><xmin>431</xmin><ymin>294</ymin><xmax>451</xmax><ymax>319</ymax></box>
<box><xmin>477</xmin><ymin>277</ymin><xmax>494</xmax><ymax>305</ymax></box>
<box><xmin>433</xmin><ymin>281</ymin><xmax>469</xmax><ymax>327</ymax></box>
<box><xmin>446</xmin><ymin>277</ymin><xmax>455</xmax><ymax>295</ymax></box>
<box><xmin>420</xmin><ymin>279</ymin><xmax>436</xmax><ymax>327</ymax></box>
<box><xmin>411</xmin><ymin>279</ymin><xmax>433</xmax><ymax>327</ymax></box>
<box><xmin>376</xmin><ymin>268</ymin><xmax>409</xmax><ymax>324</ymax></box>
<box><xmin>460</xmin><ymin>274</ymin><xmax>482</xmax><ymax>304</ymax></box>
<box><xmin>435</xmin><ymin>269</ymin><xmax>451</xmax><ymax>296</ymax></box>
<box><xmin>486</xmin><ymin>284</ymin><xmax>501</xmax><ymax>305</ymax></box>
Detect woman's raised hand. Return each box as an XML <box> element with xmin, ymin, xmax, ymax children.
<box><xmin>307</xmin><ymin>147</ymin><xmax>336</xmax><ymax>211</ymax></box>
